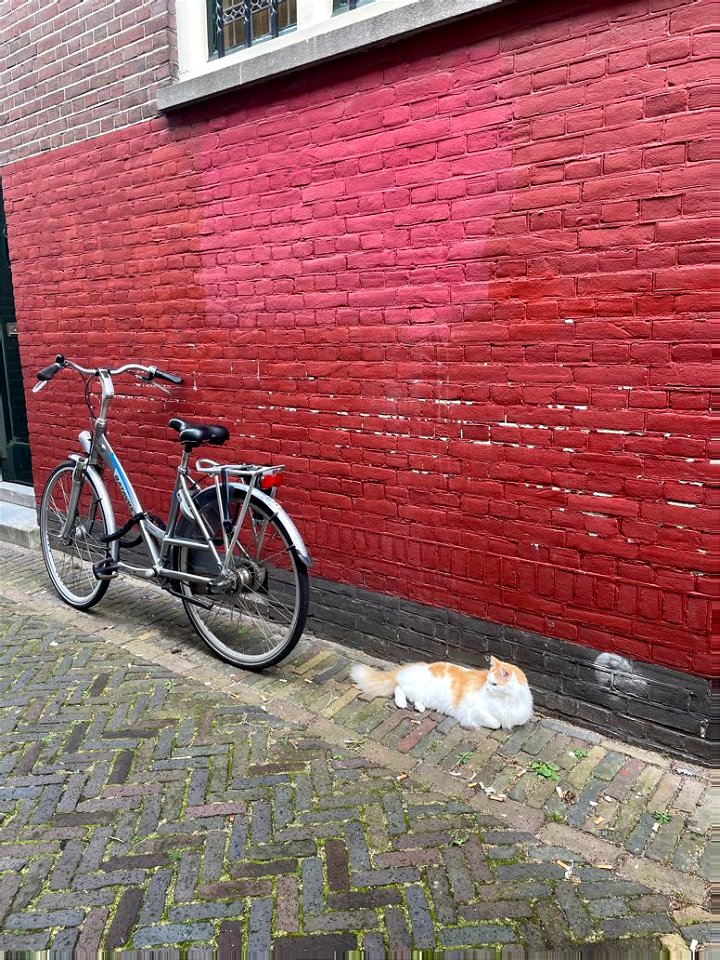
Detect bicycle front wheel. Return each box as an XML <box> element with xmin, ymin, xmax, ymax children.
<box><xmin>174</xmin><ymin>493</ymin><xmax>309</xmax><ymax>670</ymax></box>
<box><xmin>39</xmin><ymin>461</ymin><xmax>113</xmax><ymax>609</ymax></box>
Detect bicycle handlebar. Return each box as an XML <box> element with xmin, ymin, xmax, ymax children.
<box><xmin>34</xmin><ymin>355</ymin><xmax>183</xmax><ymax>390</ymax></box>
<box><xmin>37</xmin><ymin>360</ymin><xmax>64</xmax><ymax>381</ymax></box>
<box><xmin>142</xmin><ymin>367</ymin><xmax>184</xmax><ymax>385</ymax></box>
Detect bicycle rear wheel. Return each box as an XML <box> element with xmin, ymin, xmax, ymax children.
<box><xmin>39</xmin><ymin>461</ymin><xmax>113</xmax><ymax>609</ymax></box>
<box><xmin>174</xmin><ymin>493</ymin><xmax>309</xmax><ymax>670</ymax></box>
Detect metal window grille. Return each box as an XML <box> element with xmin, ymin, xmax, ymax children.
<box><xmin>209</xmin><ymin>0</ymin><xmax>297</xmax><ymax>57</ymax></box>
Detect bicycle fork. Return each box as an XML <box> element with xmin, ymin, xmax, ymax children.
<box><xmin>59</xmin><ymin>457</ymin><xmax>92</xmax><ymax>541</ymax></box>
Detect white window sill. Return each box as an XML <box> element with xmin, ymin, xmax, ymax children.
<box><xmin>158</xmin><ymin>0</ymin><xmax>505</xmax><ymax>111</ymax></box>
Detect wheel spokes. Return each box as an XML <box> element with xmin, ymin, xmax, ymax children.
<box><xmin>180</xmin><ymin>502</ymin><xmax>305</xmax><ymax>663</ymax></box>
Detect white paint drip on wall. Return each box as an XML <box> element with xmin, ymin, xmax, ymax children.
<box><xmin>593</xmin><ymin>653</ymin><xmax>648</xmax><ymax>695</ymax></box>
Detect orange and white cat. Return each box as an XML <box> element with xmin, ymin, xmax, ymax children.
<box><xmin>351</xmin><ymin>656</ymin><xmax>533</xmax><ymax>730</ymax></box>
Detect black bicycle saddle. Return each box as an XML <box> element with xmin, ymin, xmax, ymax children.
<box><xmin>168</xmin><ymin>418</ymin><xmax>230</xmax><ymax>447</ymax></box>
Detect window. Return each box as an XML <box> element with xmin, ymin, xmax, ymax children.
<box><xmin>207</xmin><ymin>0</ymin><xmax>298</xmax><ymax>57</ymax></box>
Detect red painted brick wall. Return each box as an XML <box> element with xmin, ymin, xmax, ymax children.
<box><xmin>4</xmin><ymin>0</ymin><xmax>716</xmax><ymax>678</ymax></box>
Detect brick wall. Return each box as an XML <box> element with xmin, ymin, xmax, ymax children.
<box><xmin>0</xmin><ymin>0</ymin><xmax>174</xmax><ymax>166</ymax></box>
<box><xmin>3</xmin><ymin>0</ymin><xmax>716</xmax><ymax>708</ymax></box>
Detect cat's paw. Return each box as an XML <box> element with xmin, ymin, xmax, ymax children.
<box><xmin>414</xmin><ymin>702</ymin><xmax>426</xmax><ymax>713</ymax></box>
<box><xmin>394</xmin><ymin>687</ymin><xmax>408</xmax><ymax>709</ymax></box>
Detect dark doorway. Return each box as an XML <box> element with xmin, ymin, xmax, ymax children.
<box><xmin>0</xmin><ymin>179</ymin><xmax>32</xmax><ymax>485</ymax></box>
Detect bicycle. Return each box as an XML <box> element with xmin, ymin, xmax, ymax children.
<box><xmin>33</xmin><ymin>355</ymin><xmax>311</xmax><ymax>670</ymax></box>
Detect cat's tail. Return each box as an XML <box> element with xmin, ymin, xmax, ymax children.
<box><xmin>350</xmin><ymin>663</ymin><xmax>398</xmax><ymax>698</ymax></box>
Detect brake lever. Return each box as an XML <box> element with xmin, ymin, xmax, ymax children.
<box><xmin>135</xmin><ymin>373</ymin><xmax>171</xmax><ymax>395</ymax></box>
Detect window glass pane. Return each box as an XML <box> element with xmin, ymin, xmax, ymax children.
<box><xmin>225</xmin><ymin>12</ymin><xmax>244</xmax><ymax>50</ymax></box>
<box><xmin>278</xmin><ymin>0</ymin><xmax>297</xmax><ymax>32</ymax></box>
<box><xmin>209</xmin><ymin>0</ymin><xmax>298</xmax><ymax>54</ymax></box>
<box><xmin>251</xmin><ymin>4</ymin><xmax>271</xmax><ymax>43</ymax></box>
<box><xmin>220</xmin><ymin>0</ymin><xmax>246</xmax><ymax>51</ymax></box>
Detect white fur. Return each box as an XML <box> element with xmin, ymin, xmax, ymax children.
<box><xmin>351</xmin><ymin>661</ymin><xmax>533</xmax><ymax>731</ymax></box>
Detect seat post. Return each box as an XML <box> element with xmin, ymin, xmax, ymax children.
<box><xmin>179</xmin><ymin>446</ymin><xmax>192</xmax><ymax>472</ymax></box>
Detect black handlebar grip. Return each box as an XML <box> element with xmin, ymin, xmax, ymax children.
<box><xmin>155</xmin><ymin>369</ymin><xmax>183</xmax><ymax>385</ymax></box>
<box><xmin>37</xmin><ymin>362</ymin><xmax>62</xmax><ymax>381</ymax></box>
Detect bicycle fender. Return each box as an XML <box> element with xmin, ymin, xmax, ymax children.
<box><xmin>244</xmin><ymin>486</ymin><xmax>312</xmax><ymax>567</ymax></box>
<box><xmin>182</xmin><ymin>484</ymin><xmax>312</xmax><ymax>568</ymax></box>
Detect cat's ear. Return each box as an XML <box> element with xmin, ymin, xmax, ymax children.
<box><xmin>489</xmin><ymin>656</ymin><xmax>498</xmax><ymax>667</ymax></box>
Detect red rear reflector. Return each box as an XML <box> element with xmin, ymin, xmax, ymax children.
<box><xmin>260</xmin><ymin>473</ymin><xmax>283</xmax><ymax>491</ymax></box>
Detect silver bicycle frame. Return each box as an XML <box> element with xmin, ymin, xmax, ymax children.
<box><xmin>74</xmin><ymin>430</ymin><xmax>223</xmax><ymax>584</ymax></box>
<box><xmin>59</xmin><ymin>363</ymin><xmax>310</xmax><ymax>586</ymax></box>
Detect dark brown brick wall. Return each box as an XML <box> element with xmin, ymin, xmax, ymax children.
<box><xmin>0</xmin><ymin>0</ymin><xmax>175</xmax><ymax>166</ymax></box>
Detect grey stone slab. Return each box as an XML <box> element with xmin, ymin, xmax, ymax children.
<box><xmin>440</xmin><ymin>924</ymin><xmax>517</xmax><ymax>946</ymax></box>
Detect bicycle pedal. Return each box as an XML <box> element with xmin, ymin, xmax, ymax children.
<box><xmin>93</xmin><ymin>558</ymin><xmax>118</xmax><ymax>580</ymax></box>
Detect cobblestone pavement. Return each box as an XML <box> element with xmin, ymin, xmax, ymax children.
<box><xmin>0</xmin><ymin>541</ymin><xmax>712</xmax><ymax>956</ymax></box>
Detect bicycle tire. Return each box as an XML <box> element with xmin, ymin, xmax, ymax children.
<box><xmin>39</xmin><ymin>460</ymin><xmax>113</xmax><ymax>610</ymax></box>
<box><xmin>173</xmin><ymin>491</ymin><xmax>309</xmax><ymax>670</ymax></box>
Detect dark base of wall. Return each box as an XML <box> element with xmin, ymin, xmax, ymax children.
<box><xmin>307</xmin><ymin>576</ymin><xmax>716</xmax><ymax>764</ymax></box>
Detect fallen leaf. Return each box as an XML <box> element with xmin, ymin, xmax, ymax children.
<box><xmin>594</xmin><ymin>817</ymin><xmax>604</xmax><ymax>825</ymax></box>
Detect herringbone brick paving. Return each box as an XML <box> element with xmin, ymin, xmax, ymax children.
<box><xmin>0</xmin><ymin>541</ymin><xmax>711</xmax><ymax>955</ymax></box>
